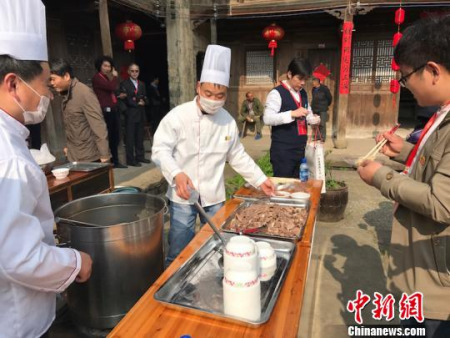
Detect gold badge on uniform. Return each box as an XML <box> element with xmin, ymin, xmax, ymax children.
<box><xmin>225</xmin><ymin>136</ymin><xmax>231</xmax><ymax>141</ymax></box>
<box><xmin>419</xmin><ymin>155</ymin><xmax>426</xmax><ymax>166</ymax></box>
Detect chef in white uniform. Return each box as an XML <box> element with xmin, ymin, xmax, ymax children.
<box><xmin>0</xmin><ymin>1</ymin><xmax>92</xmax><ymax>337</ymax></box>
<box><xmin>152</xmin><ymin>45</ymin><xmax>275</xmax><ymax>266</ymax></box>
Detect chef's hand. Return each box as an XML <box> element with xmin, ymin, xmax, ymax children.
<box><xmin>291</xmin><ymin>107</ymin><xmax>308</xmax><ymax>119</ymax></box>
<box><xmin>357</xmin><ymin>160</ymin><xmax>382</xmax><ymax>186</ymax></box>
<box><xmin>375</xmin><ymin>132</ymin><xmax>404</xmax><ymax>158</ymax></box>
<box><xmin>259</xmin><ymin>178</ymin><xmax>276</xmax><ymax>196</ymax></box>
<box><xmin>76</xmin><ymin>251</ymin><xmax>92</xmax><ymax>283</ymax></box>
<box><xmin>175</xmin><ymin>172</ymin><xmax>194</xmax><ymax>200</ymax></box>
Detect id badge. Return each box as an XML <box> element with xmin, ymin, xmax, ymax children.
<box><xmin>105</xmin><ymin>107</ymin><xmax>111</xmax><ymax>112</ymax></box>
<box><xmin>297</xmin><ymin>119</ymin><xmax>307</xmax><ymax>136</ymax></box>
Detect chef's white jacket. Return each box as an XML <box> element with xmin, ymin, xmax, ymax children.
<box><xmin>152</xmin><ymin>98</ymin><xmax>267</xmax><ymax>207</ymax></box>
<box><xmin>0</xmin><ymin>110</ymin><xmax>81</xmax><ymax>338</ymax></box>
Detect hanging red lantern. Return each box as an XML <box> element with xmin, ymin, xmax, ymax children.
<box><xmin>391</xmin><ymin>58</ymin><xmax>400</xmax><ymax>71</ymax></box>
<box><xmin>390</xmin><ymin>79</ymin><xmax>400</xmax><ymax>94</ymax></box>
<box><xmin>262</xmin><ymin>23</ymin><xmax>285</xmax><ymax>57</ymax></box>
<box><xmin>395</xmin><ymin>8</ymin><xmax>405</xmax><ymax>25</ymax></box>
<box><xmin>393</xmin><ymin>32</ymin><xmax>403</xmax><ymax>46</ymax></box>
<box><xmin>115</xmin><ymin>20</ymin><xmax>142</xmax><ymax>52</ymax></box>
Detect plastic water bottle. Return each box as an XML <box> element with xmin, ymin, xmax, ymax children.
<box><xmin>299</xmin><ymin>158</ymin><xmax>309</xmax><ymax>182</ymax></box>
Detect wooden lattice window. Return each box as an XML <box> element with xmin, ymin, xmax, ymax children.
<box><xmin>351</xmin><ymin>39</ymin><xmax>396</xmax><ymax>84</ymax></box>
<box><xmin>245</xmin><ymin>50</ymin><xmax>274</xmax><ymax>85</ymax></box>
<box><xmin>375</xmin><ymin>40</ymin><xmax>396</xmax><ymax>83</ymax></box>
<box><xmin>351</xmin><ymin>41</ymin><xmax>374</xmax><ymax>83</ymax></box>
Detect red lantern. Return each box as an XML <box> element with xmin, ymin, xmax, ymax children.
<box><xmin>115</xmin><ymin>20</ymin><xmax>142</xmax><ymax>52</ymax></box>
<box><xmin>391</xmin><ymin>59</ymin><xmax>400</xmax><ymax>71</ymax></box>
<box><xmin>390</xmin><ymin>79</ymin><xmax>400</xmax><ymax>94</ymax></box>
<box><xmin>262</xmin><ymin>23</ymin><xmax>285</xmax><ymax>57</ymax></box>
<box><xmin>393</xmin><ymin>32</ymin><xmax>403</xmax><ymax>46</ymax></box>
<box><xmin>395</xmin><ymin>8</ymin><xmax>405</xmax><ymax>25</ymax></box>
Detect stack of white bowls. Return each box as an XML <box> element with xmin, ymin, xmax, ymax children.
<box><xmin>223</xmin><ymin>236</ymin><xmax>260</xmax><ymax>321</ymax></box>
<box><xmin>222</xmin><ymin>236</ymin><xmax>278</xmax><ymax>321</ymax></box>
<box><xmin>255</xmin><ymin>241</ymin><xmax>277</xmax><ymax>281</ymax></box>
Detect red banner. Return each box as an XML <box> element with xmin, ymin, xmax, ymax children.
<box><xmin>339</xmin><ymin>21</ymin><xmax>354</xmax><ymax>94</ymax></box>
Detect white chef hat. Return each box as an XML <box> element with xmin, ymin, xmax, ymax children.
<box><xmin>200</xmin><ymin>44</ymin><xmax>231</xmax><ymax>87</ymax></box>
<box><xmin>0</xmin><ymin>0</ymin><xmax>48</xmax><ymax>61</ymax></box>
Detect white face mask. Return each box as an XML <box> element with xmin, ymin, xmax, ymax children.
<box><xmin>14</xmin><ymin>78</ymin><xmax>51</xmax><ymax>125</ymax></box>
<box><xmin>198</xmin><ymin>95</ymin><xmax>225</xmax><ymax>115</ymax></box>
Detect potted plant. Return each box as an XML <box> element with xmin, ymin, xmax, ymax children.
<box><xmin>318</xmin><ymin>151</ymin><xmax>349</xmax><ymax>222</ymax></box>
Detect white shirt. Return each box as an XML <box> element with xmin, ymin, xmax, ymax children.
<box><xmin>131</xmin><ymin>78</ymin><xmax>138</xmax><ymax>89</ymax></box>
<box><xmin>264</xmin><ymin>80</ymin><xmax>320</xmax><ymax>126</ymax></box>
<box><xmin>0</xmin><ymin>110</ymin><xmax>81</xmax><ymax>338</ymax></box>
<box><xmin>408</xmin><ymin>104</ymin><xmax>450</xmax><ymax>175</ymax></box>
<box><xmin>151</xmin><ymin>98</ymin><xmax>267</xmax><ymax>206</ymax></box>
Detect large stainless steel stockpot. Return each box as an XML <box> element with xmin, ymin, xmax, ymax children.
<box><xmin>55</xmin><ymin>193</ymin><xmax>166</xmax><ymax>329</ymax></box>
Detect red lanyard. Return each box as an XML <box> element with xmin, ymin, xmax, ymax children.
<box><xmin>133</xmin><ymin>80</ymin><xmax>139</xmax><ymax>95</ymax></box>
<box><xmin>280</xmin><ymin>82</ymin><xmax>307</xmax><ymax>135</ymax></box>
<box><xmin>98</xmin><ymin>72</ymin><xmax>117</xmax><ymax>104</ymax></box>
<box><xmin>403</xmin><ymin>101</ymin><xmax>450</xmax><ymax>173</ymax></box>
<box><xmin>403</xmin><ymin>112</ymin><xmax>437</xmax><ymax>174</ymax></box>
<box><xmin>281</xmin><ymin>82</ymin><xmax>302</xmax><ymax>108</ymax></box>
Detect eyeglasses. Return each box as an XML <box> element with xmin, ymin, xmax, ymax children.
<box><xmin>130</xmin><ymin>70</ymin><xmax>139</xmax><ymax>73</ymax></box>
<box><xmin>398</xmin><ymin>64</ymin><xmax>426</xmax><ymax>87</ymax></box>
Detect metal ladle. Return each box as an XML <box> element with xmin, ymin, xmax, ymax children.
<box><xmin>188</xmin><ymin>188</ymin><xmax>226</xmax><ymax>268</ymax></box>
<box><xmin>54</xmin><ymin>216</ymin><xmax>99</xmax><ymax>227</ymax></box>
<box><xmin>188</xmin><ymin>188</ymin><xmax>226</xmax><ymax>246</ymax></box>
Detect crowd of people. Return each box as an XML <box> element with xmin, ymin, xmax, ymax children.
<box><xmin>26</xmin><ymin>57</ymin><xmax>163</xmax><ymax>169</ymax></box>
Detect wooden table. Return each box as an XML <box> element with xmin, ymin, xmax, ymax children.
<box><xmin>109</xmin><ymin>179</ymin><xmax>322</xmax><ymax>338</ymax></box>
<box><xmin>47</xmin><ymin>165</ymin><xmax>114</xmax><ymax>211</ymax></box>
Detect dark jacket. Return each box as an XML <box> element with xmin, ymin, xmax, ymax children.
<box><xmin>311</xmin><ymin>84</ymin><xmax>332</xmax><ymax>113</ymax></box>
<box><xmin>119</xmin><ymin>78</ymin><xmax>148</xmax><ymax>123</ymax></box>
<box><xmin>271</xmin><ymin>85</ymin><xmax>308</xmax><ymax>148</ymax></box>
<box><xmin>148</xmin><ymin>83</ymin><xmax>162</xmax><ymax>107</ymax></box>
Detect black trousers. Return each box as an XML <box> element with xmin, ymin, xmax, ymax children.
<box><xmin>150</xmin><ymin>105</ymin><xmax>163</xmax><ymax>134</ymax></box>
<box><xmin>103</xmin><ymin>108</ymin><xmax>121</xmax><ymax>165</ymax></box>
<box><xmin>270</xmin><ymin>143</ymin><xmax>305</xmax><ymax>179</ymax></box>
<box><xmin>125</xmin><ymin>112</ymin><xmax>145</xmax><ymax>163</ymax></box>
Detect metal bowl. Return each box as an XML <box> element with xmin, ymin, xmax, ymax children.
<box><xmin>39</xmin><ymin>161</ymin><xmax>55</xmax><ymax>175</ymax></box>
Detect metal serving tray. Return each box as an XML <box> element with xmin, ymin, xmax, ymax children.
<box><xmin>54</xmin><ymin>162</ymin><xmax>110</xmax><ymax>172</ymax></box>
<box><xmin>154</xmin><ymin>232</ymin><xmax>296</xmax><ymax>327</ymax></box>
<box><xmin>221</xmin><ymin>199</ymin><xmax>310</xmax><ymax>242</ymax></box>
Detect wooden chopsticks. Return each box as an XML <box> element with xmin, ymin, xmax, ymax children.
<box><xmin>357</xmin><ymin>124</ymin><xmax>400</xmax><ymax>165</ymax></box>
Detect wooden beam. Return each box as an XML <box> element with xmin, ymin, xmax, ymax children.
<box><xmin>99</xmin><ymin>0</ymin><xmax>113</xmax><ymax>57</ymax></box>
<box><xmin>334</xmin><ymin>10</ymin><xmax>353</xmax><ymax>149</ymax></box>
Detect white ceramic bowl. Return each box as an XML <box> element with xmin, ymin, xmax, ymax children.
<box><xmin>224</xmin><ymin>236</ymin><xmax>258</xmax><ymax>273</ymax></box>
<box><xmin>256</xmin><ymin>241</ymin><xmax>277</xmax><ymax>270</ymax></box>
<box><xmin>223</xmin><ymin>262</ymin><xmax>261</xmax><ymax>321</ymax></box>
<box><xmin>52</xmin><ymin>168</ymin><xmax>69</xmax><ymax>180</ymax></box>
<box><xmin>223</xmin><ymin>262</ymin><xmax>258</xmax><ymax>285</ymax></box>
<box><xmin>226</xmin><ymin>236</ymin><xmax>256</xmax><ymax>255</ymax></box>
<box><xmin>290</xmin><ymin>192</ymin><xmax>310</xmax><ymax>202</ymax></box>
